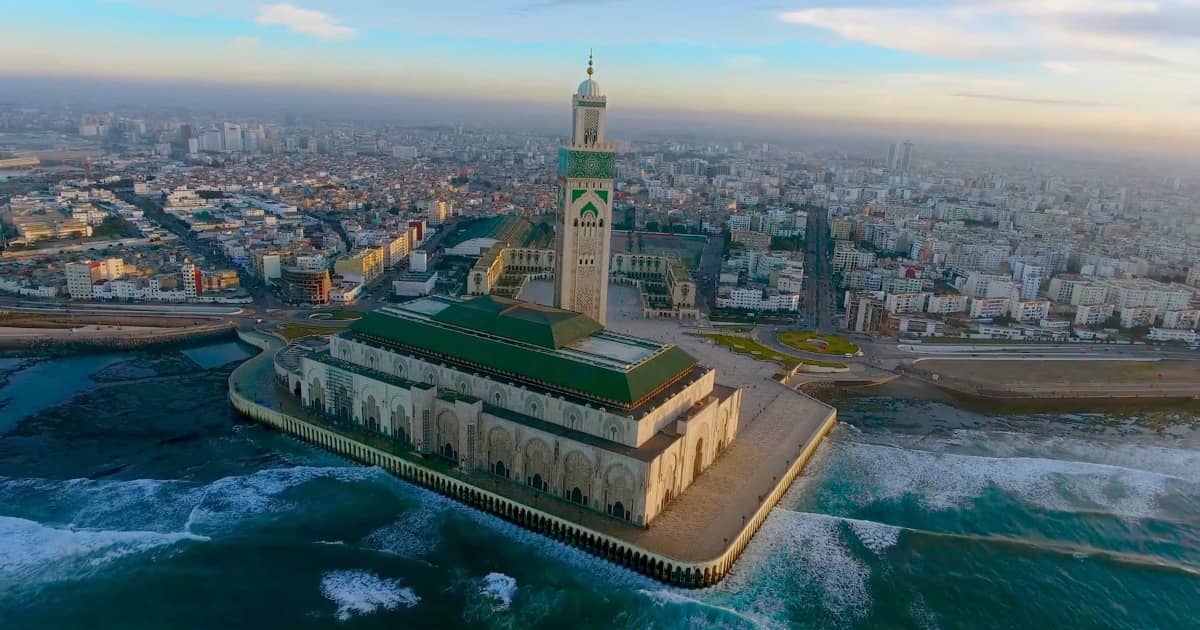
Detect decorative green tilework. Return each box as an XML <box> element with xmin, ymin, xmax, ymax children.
<box><xmin>571</xmin><ymin>189</ymin><xmax>587</xmax><ymax>202</ymax></box>
<box><xmin>579</xmin><ymin>202</ymin><xmax>599</xmax><ymax>217</ymax></box>
<box><xmin>558</xmin><ymin>149</ymin><xmax>614</xmax><ymax>179</ymax></box>
<box><xmin>595</xmin><ymin>190</ymin><xmax>609</xmax><ymax>203</ymax></box>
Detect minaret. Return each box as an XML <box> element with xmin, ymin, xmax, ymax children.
<box><xmin>554</xmin><ymin>53</ymin><xmax>614</xmax><ymax>326</ymax></box>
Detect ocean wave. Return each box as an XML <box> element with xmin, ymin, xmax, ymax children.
<box><xmin>480</xmin><ymin>572</ymin><xmax>517</xmax><ymax>611</ymax></box>
<box><xmin>360</xmin><ymin>492</ymin><xmax>448</xmax><ymax>558</ymax></box>
<box><xmin>319</xmin><ymin>569</ymin><xmax>419</xmax><ymax>622</ymax></box>
<box><xmin>686</xmin><ymin>510</ymin><xmax>900</xmax><ymax>627</ymax></box>
<box><xmin>0</xmin><ymin>515</ymin><xmax>207</xmax><ymax>589</ymax></box>
<box><xmin>0</xmin><ymin>466</ymin><xmax>383</xmax><ymax>537</ymax></box>
<box><xmin>940</xmin><ymin>429</ymin><xmax>1200</xmax><ymax>483</ymax></box>
<box><xmin>638</xmin><ymin>588</ymin><xmax>773</xmax><ymax>630</ymax></box>
<box><xmin>809</xmin><ymin>440</ymin><xmax>1192</xmax><ymax>519</ymax></box>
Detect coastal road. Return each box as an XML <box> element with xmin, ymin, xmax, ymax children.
<box><xmin>803</xmin><ymin>207</ymin><xmax>836</xmax><ymax>333</ymax></box>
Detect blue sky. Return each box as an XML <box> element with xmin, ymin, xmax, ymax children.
<box><xmin>2</xmin><ymin>1</ymin><xmax>1198</xmax><ymax>148</ymax></box>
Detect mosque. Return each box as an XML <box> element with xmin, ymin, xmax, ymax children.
<box><xmin>280</xmin><ymin>57</ymin><xmax>746</xmax><ymax>527</ymax></box>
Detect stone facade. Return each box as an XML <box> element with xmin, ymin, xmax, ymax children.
<box><xmin>288</xmin><ymin>333</ymin><xmax>741</xmax><ymax>526</ymax></box>
<box><xmin>555</xmin><ymin>62</ymin><xmax>614</xmax><ymax>326</ymax></box>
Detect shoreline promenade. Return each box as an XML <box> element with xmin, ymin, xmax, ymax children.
<box><xmin>229</xmin><ymin>329</ymin><xmax>836</xmax><ymax>587</ymax></box>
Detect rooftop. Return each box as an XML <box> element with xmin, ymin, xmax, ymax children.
<box><xmin>346</xmin><ymin>295</ymin><xmax>699</xmax><ymax>409</ymax></box>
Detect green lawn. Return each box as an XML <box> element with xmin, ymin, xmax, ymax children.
<box><xmin>700</xmin><ymin>334</ymin><xmax>846</xmax><ymax>370</ymax></box>
<box><xmin>779</xmin><ymin>331</ymin><xmax>860</xmax><ymax>355</ymax></box>
<box><xmin>312</xmin><ymin>309</ymin><xmax>363</xmax><ymax>321</ymax></box>
<box><xmin>278</xmin><ymin>323</ymin><xmax>342</xmax><ymax>341</ymax></box>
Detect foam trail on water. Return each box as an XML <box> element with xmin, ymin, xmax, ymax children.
<box><xmin>807</xmin><ymin>440</ymin><xmax>1192</xmax><ymax>519</ymax></box>
<box><xmin>0</xmin><ymin>466</ymin><xmax>382</xmax><ymax>536</ymax></box>
<box><xmin>649</xmin><ymin>510</ymin><xmax>901</xmax><ymax>628</ymax></box>
<box><xmin>319</xmin><ymin>569</ymin><xmax>419</xmax><ymax>621</ymax></box>
<box><xmin>0</xmin><ymin>515</ymin><xmax>207</xmax><ymax>588</ymax></box>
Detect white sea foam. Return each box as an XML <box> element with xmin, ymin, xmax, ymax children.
<box><xmin>360</xmin><ymin>493</ymin><xmax>446</xmax><ymax>558</ymax></box>
<box><xmin>0</xmin><ymin>515</ymin><xmax>206</xmax><ymax>586</ymax></box>
<box><xmin>689</xmin><ymin>510</ymin><xmax>882</xmax><ymax>626</ymax></box>
<box><xmin>480</xmin><ymin>572</ymin><xmax>517</xmax><ymax>611</ymax></box>
<box><xmin>943</xmin><ymin>429</ymin><xmax>1200</xmax><ymax>483</ymax></box>
<box><xmin>846</xmin><ymin>517</ymin><xmax>902</xmax><ymax>556</ymax></box>
<box><xmin>319</xmin><ymin>569</ymin><xmax>419</xmax><ymax>621</ymax></box>
<box><xmin>826</xmin><ymin>440</ymin><xmax>1187</xmax><ymax>519</ymax></box>
<box><xmin>0</xmin><ymin>466</ymin><xmax>382</xmax><ymax>537</ymax></box>
<box><xmin>638</xmin><ymin>589</ymin><xmax>771</xmax><ymax>630</ymax></box>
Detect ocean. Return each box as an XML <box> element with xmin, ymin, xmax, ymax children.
<box><xmin>1</xmin><ymin>341</ymin><xmax>1198</xmax><ymax>629</ymax></box>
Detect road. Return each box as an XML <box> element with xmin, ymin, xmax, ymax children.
<box><xmin>803</xmin><ymin>206</ymin><xmax>836</xmax><ymax>333</ymax></box>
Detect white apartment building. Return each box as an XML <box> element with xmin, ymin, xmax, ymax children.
<box><xmin>969</xmin><ymin>297</ymin><xmax>1010</xmax><ymax>319</ymax></box>
<box><xmin>716</xmin><ymin>288</ymin><xmax>800</xmax><ymax>312</ymax></box>
<box><xmin>1161</xmin><ymin>309</ymin><xmax>1200</xmax><ymax>330</ymax></box>
<box><xmin>65</xmin><ymin>262</ymin><xmax>99</xmax><ymax>299</ymax></box>
<box><xmin>1119</xmin><ymin>305</ymin><xmax>1157</xmax><ymax>328</ymax></box>
<box><xmin>1148</xmin><ymin>328</ymin><xmax>1198</xmax><ymax>344</ymax></box>
<box><xmin>961</xmin><ymin>272</ymin><xmax>1014</xmax><ymax>299</ymax></box>
<box><xmin>1074</xmin><ymin>303</ymin><xmax>1115</xmax><ymax>326</ymax></box>
<box><xmin>884</xmin><ymin>292</ymin><xmax>929</xmax><ymax>314</ymax></box>
<box><xmin>881</xmin><ymin>276</ymin><xmax>924</xmax><ymax>294</ymax></box>
<box><xmin>1187</xmin><ymin>267</ymin><xmax>1200</xmax><ymax>288</ymax></box>
<box><xmin>926</xmin><ymin>294</ymin><xmax>968</xmax><ymax>314</ymax></box>
<box><xmin>832</xmin><ymin>244</ymin><xmax>875</xmax><ymax>272</ymax></box>
<box><xmin>1104</xmin><ymin>279</ymin><xmax>1192</xmax><ymax>316</ymax></box>
<box><xmin>1009</xmin><ymin>299</ymin><xmax>1051</xmax><ymax>322</ymax></box>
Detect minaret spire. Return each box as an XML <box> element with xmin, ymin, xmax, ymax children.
<box><xmin>587</xmin><ymin>50</ymin><xmax>594</xmax><ymax>76</ymax></box>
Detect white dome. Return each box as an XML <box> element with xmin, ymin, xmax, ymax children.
<box><xmin>577</xmin><ymin>78</ymin><xmax>603</xmax><ymax>98</ymax></box>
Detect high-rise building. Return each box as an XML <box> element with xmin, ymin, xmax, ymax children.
<box><xmin>200</xmin><ymin>128</ymin><xmax>223</xmax><ymax>152</ymax></box>
<box><xmin>886</xmin><ymin>143</ymin><xmax>897</xmax><ymax>171</ymax></box>
<box><xmin>65</xmin><ymin>261</ymin><xmax>100</xmax><ymax>299</ymax></box>
<box><xmin>554</xmin><ymin>54</ymin><xmax>614</xmax><ymax>326</ymax></box>
<box><xmin>900</xmin><ymin>142</ymin><xmax>914</xmax><ymax>176</ymax></box>
<box><xmin>222</xmin><ymin>122</ymin><xmax>243</xmax><ymax>152</ymax></box>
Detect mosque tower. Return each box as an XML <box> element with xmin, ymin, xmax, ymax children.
<box><xmin>554</xmin><ymin>53</ymin><xmax>614</xmax><ymax>326</ymax></box>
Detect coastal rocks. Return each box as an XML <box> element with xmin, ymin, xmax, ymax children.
<box><xmin>89</xmin><ymin>353</ymin><xmax>200</xmax><ymax>383</ymax></box>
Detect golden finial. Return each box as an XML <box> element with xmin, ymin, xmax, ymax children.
<box><xmin>587</xmin><ymin>50</ymin><xmax>594</xmax><ymax>76</ymax></box>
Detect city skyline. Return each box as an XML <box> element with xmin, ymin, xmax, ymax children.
<box><xmin>3</xmin><ymin>1</ymin><xmax>1199</xmax><ymax>155</ymax></box>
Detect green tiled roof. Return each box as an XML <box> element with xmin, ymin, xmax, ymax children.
<box><xmin>347</xmin><ymin>300</ymin><xmax>698</xmax><ymax>408</ymax></box>
<box><xmin>431</xmin><ymin>295</ymin><xmax>601</xmax><ymax>349</ymax></box>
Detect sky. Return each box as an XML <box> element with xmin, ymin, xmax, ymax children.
<box><xmin>1</xmin><ymin>0</ymin><xmax>1199</xmax><ymax>153</ymax></box>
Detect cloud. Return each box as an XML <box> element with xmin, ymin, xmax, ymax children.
<box><xmin>778</xmin><ymin>1</ymin><xmax>1200</xmax><ymax>71</ymax></box>
<box><xmin>255</xmin><ymin>3</ymin><xmax>355</xmax><ymax>39</ymax></box>
<box><xmin>954</xmin><ymin>91</ymin><xmax>1113</xmax><ymax>107</ymax></box>
<box><xmin>778</xmin><ymin>8</ymin><xmax>1025</xmax><ymax>59</ymax></box>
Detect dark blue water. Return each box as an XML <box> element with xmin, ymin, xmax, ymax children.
<box><xmin>1</xmin><ymin>345</ymin><xmax>1199</xmax><ymax>628</ymax></box>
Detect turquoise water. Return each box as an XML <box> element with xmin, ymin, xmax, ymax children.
<box><xmin>1</xmin><ymin>346</ymin><xmax>1199</xmax><ymax>628</ymax></box>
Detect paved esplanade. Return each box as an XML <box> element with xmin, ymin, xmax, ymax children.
<box><xmin>232</xmin><ymin>301</ymin><xmax>835</xmax><ymax>562</ymax></box>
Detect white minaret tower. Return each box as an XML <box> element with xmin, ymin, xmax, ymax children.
<box><xmin>554</xmin><ymin>52</ymin><xmax>614</xmax><ymax>326</ymax></box>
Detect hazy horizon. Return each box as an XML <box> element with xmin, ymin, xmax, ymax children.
<box><xmin>2</xmin><ymin>74</ymin><xmax>1195</xmax><ymax>167</ymax></box>
<box><xmin>3</xmin><ymin>1</ymin><xmax>1199</xmax><ymax>160</ymax></box>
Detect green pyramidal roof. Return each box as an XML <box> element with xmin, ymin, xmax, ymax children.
<box><xmin>430</xmin><ymin>294</ymin><xmax>601</xmax><ymax>349</ymax></box>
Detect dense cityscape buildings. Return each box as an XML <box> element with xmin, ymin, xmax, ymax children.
<box><xmin>3</xmin><ymin>96</ymin><xmax>1198</xmax><ymax>346</ymax></box>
